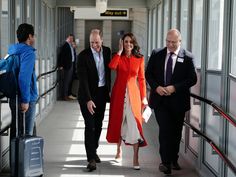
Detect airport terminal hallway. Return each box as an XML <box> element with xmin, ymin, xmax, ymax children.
<box><xmin>38</xmin><ymin>100</ymin><xmax>199</xmax><ymax>177</ymax></box>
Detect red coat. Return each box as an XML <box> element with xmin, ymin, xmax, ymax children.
<box><xmin>106</xmin><ymin>54</ymin><xmax>147</xmax><ymax>147</ymax></box>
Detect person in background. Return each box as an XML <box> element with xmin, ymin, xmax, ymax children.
<box><xmin>77</xmin><ymin>29</ymin><xmax>111</xmax><ymax>172</ymax></box>
<box><xmin>106</xmin><ymin>33</ymin><xmax>148</xmax><ymax>170</ymax></box>
<box><xmin>8</xmin><ymin>23</ymin><xmax>38</xmax><ymax>176</ymax></box>
<box><xmin>58</xmin><ymin>34</ymin><xmax>76</xmax><ymax>101</ymax></box>
<box><xmin>9</xmin><ymin>23</ymin><xmax>38</xmax><ymax>139</ymax></box>
<box><xmin>145</xmin><ymin>28</ymin><xmax>197</xmax><ymax>175</ymax></box>
<box><xmin>68</xmin><ymin>41</ymin><xmax>78</xmax><ymax>98</ymax></box>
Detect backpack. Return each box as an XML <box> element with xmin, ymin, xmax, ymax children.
<box><xmin>0</xmin><ymin>54</ymin><xmax>20</xmax><ymax>98</ymax></box>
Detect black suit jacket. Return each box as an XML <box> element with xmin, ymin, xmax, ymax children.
<box><xmin>58</xmin><ymin>42</ymin><xmax>73</xmax><ymax>70</ymax></box>
<box><xmin>77</xmin><ymin>46</ymin><xmax>111</xmax><ymax>104</ymax></box>
<box><xmin>145</xmin><ymin>47</ymin><xmax>197</xmax><ymax>112</ymax></box>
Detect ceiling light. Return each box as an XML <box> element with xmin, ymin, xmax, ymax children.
<box><xmin>96</xmin><ymin>0</ymin><xmax>107</xmax><ymax>13</ymax></box>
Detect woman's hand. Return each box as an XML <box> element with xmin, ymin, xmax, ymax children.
<box><xmin>141</xmin><ymin>97</ymin><xmax>148</xmax><ymax>110</ymax></box>
<box><xmin>142</xmin><ymin>97</ymin><xmax>148</xmax><ymax>106</ymax></box>
<box><xmin>117</xmin><ymin>39</ymin><xmax>123</xmax><ymax>55</ymax></box>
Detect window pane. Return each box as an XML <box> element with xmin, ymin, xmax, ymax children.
<box><xmin>229</xmin><ymin>80</ymin><xmax>236</xmax><ymax>119</ymax></box>
<box><xmin>163</xmin><ymin>0</ymin><xmax>169</xmax><ymax>45</ymax></box>
<box><xmin>228</xmin><ymin>79</ymin><xmax>236</xmax><ymax>176</ymax></box>
<box><xmin>1</xmin><ymin>0</ymin><xmax>9</xmax><ymax>58</ymax></box>
<box><xmin>27</xmin><ymin>0</ymin><xmax>35</xmax><ymax>23</ymax></box>
<box><xmin>204</xmin><ymin>74</ymin><xmax>221</xmax><ymax>173</ymax></box>
<box><xmin>157</xmin><ymin>4</ymin><xmax>162</xmax><ymax>48</ymax></box>
<box><xmin>15</xmin><ymin>0</ymin><xmax>20</xmax><ymax>32</ymax></box>
<box><xmin>230</xmin><ymin>0</ymin><xmax>236</xmax><ymax>76</ymax></box>
<box><xmin>171</xmin><ymin>0</ymin><xmax>177</xmax><ymax>28</ymax></box>
<box><xmin>152</xmin><ymin>8</ymin><xmax>157</xmax><ymax>49</ymax></box>
<box><xmin>192</xmin><ymin>0</ymin><xmax>203</xmax><ymax>68</ymax></box>
<box><xmin>148</xmin><ymin>10</ymin><xmax>152</xmax><ymax>56</ymax></box>
<box><xmin>207</xmin><ymin>0</ymin><xmax>224</xmax><ymax>70</ymax></box>
<box><xmin>180</xmin><ymin>0</ymin><xmax>189</xmax><ymax>49</ymax></box>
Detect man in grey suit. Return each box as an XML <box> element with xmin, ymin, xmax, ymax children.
<box><xmin>77</xmin><ymin>29</ymin><xmax>111</xmax><ymax>172</ymax></box>
<box><xmin>145</xmin><ymin>29</ymin><xmax>197</xmax><ymax>175</ymax></box>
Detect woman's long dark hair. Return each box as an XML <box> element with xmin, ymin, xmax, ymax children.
<box><xmin>122</xmin><ymin>33</ymin><xmax>143</xmax><ymax>58</ymax></box>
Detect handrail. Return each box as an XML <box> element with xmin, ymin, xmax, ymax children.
<box><xmin>0</xmin><ymin>125</ymin><xmax>10</xmax><ymax>135</ymax></box>
<box><xmin>36</xmin><ymin>67</ymin><xmax>59</xmax><ymax>103</ymax></box>
<box><xmin>190</xmin><ymin>93</ymin><xmax>236</xmax><ymax>127</ymax></box>
<box><xmin>190</xmin><ymin>93</ymin><xmax>236</xmax><ymax>175</ymax></box>
<box><xmin>0</xmin><ymin>67</ymin><xmax>58</xmax><ymax>99</ymax></box>
<box><xmin>184</xmin><ymin>121</ymin><xmax>236</xmax><ymax>176</ymax></box>
<box><xmin>36</xmin><ymin>81</ymin><xmax>58</xmax><ymax>103</ymax></box>
<box><xmin>0</xmin><ymin>67</ymin><xmax>59</xmax><ymax>135</ymax></box>
<box><xmin>36</xmin><ymin>67</ymin><xmax>58</xmax><ymax>81</ymax></box>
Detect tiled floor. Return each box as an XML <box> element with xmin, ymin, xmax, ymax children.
<box><xmin>38</xmin><ymin>101</ymin><xmax>200</xmax><ymax>177</ymax></box>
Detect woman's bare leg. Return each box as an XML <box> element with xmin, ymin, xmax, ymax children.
<box><xmin>133</xmin><ymin>143</ymin><xmax>139</xmax><ymax>167</ymax></box>
<box><xmin>115</xmin><ymin>138</ymin><xmax>122</xmax><ymax>159</ymax></box>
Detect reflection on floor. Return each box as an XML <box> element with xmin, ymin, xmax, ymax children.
<box><xmin>38</xmin><ymin>101</ymin><xmax>199</xmax><ymax>177</ymax></box>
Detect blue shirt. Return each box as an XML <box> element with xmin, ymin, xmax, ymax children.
<box><xmin>91</xmin><ymin>47</ymin><xmax>105</xmax><ymax>87</ymax></box>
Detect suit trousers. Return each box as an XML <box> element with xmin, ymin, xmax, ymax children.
<box><xmin>79</xmin><ymin>86</ymin><xmax>107</xmax><ymax>162</ymax></box>
<box><xmin>154</xmin><ymin>103</ymin><xmax>185</xmax><ymax>165</ymax></box>
<box><xmin>62</xmin><ymin>66</ymin><xmax>73</xmax><ymax>98</ymax></box>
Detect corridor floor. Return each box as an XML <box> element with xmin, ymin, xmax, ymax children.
<box><xmin>38</xmin><ymin>101</ymin><xmax>199</xmax><ymax>177</ymax></box>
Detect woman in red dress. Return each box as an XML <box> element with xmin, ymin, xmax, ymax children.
<box><xmin>106</xmin><ymin>33</ymin><xmax>148</xmax><ymax>169</ymax></box>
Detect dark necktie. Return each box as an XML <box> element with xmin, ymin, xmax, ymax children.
<box><xmin>165</xmin><ymin>52</ymin><xmax>173</xmax><ymax>86</ymax></box>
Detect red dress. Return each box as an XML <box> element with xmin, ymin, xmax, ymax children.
<box><xmin>106</xmin><ymin>54</ymin><xmax>147</xmax><ymax>147</ymax></box>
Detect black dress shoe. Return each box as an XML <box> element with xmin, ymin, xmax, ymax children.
<box><xmin>95</xmin><ymin>154</ymin><xmax>101</xmax><ymax>163</ymax></box>
<box><xmin>172</xmin><ymin>162</ymin><xmax>181</xmax><ymax>170</ymax></box>
<box><xmin>159</xmin><ymin>163</ymin><xmax>171</xmax><ymax>175</ymax></box>
<box><xmin>87</xmin><ymin>159</ymin><xmax>96</xmax><ymax>172</ymax></box>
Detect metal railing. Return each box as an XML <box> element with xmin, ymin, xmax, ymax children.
<box><xmin>36</xmin><ymin>67</ymin><xmax>59</xmax><ymax>103</ymax></box>
<box><xmin>188</xmin><ymin>93</ymin><xmax>236</xmax><ymax>175</ymax></box>
<box><xmin>190</xmin><ymin>93</ymin><xmax>236</xmax><ymax>127</ymax></box>
<box><xmin>36</xmin><ymin>67</ymin><xmax>58</xmax><ymax>81</ymax></box>
<box><xmin>0</xmin><ymin>67</ymin><xmax>59</xmax><ymax>136</ymax></box>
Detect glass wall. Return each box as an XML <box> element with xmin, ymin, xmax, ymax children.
<box><xmin>171</xmin><ymin>0</ymin><xmax>177</xmax><ymax>28</ymax></box>
<box><xmin>228</xmin><ymin>80</ymin><xmax>236</xmax><ymax>177</ymax></box>
<box><xmin>147</xmin><ymin>0</ymin><xmax>236</xmax><ymax>176</ymax></box>
<box><xmin>0</xmin><ymin>0</ymin><xmax>57</xmax><ymax>172</ymax></box>
<box><xmin>163</xmin><ymin>0</ymin><xmax>169</xmax><ymax>45</ymax></box>
<box><xmin>15</xmin><ymin>0</ymin><xmax>20</xmax><ymax>33</ymax></box>
<box><xmin>189</xmin><ymin>71</ymin><xmax>201</xmax><ymax>155</ymax></box>
<box><xmin>0</xmin><ymin>0</ymin><xmax>9</xmax><ymax>58</ymax></box>
<box><xmin>180</xmin><ymin>0</ymin><xmax>189</xmax><ymax>49</ymax></box>
<box><xmin>207</xmin><ymin>0</ymin><xmax>224</xmax><ymax>70</ymax></box>
<box><xmin>191</xmin><ymin>0</ymin><xmax>203</xmax><ymax>68</ymax></box>
<box><xmin>27</xmin><ymin>0</ymin><xmax>35</xmax><ymax>23</ymax></box>
<box><xmin>0</xmin><ymin>0</ymin><xmax>57</xmax><ymax>123</ymax></box>
<box><xmin>148</xmin><ymin>11</ymin><xmax>152</xmax><ymax>56</ymax></box>
<box><xmin>230</xmin><ymin>0</ymin><xmax>236</xmax><ymax>76</ymax></box>
<box><xmin>228</xmin><ymin>0</ymin><xmax>236</xmax><ymax>172</ymax></box>
<box><xmin>204</xmin><ymin>74</ymin><xmax>222</xmax><ymax>173</ymax></box>
<box><xmin>152</xmin><ymin>8</ymin><xmax>157</xmax><ymax>49</ymax></box>
<box><xmin>157</xmin><ymin>4</ymin><xmax>162</xmax><ymax>48</ymax></box>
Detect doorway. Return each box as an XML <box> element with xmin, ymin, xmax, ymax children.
<box><xmin>85</xmin><ymin>20</ymin><xmax>103</xmax><ymax>48</ymax></box>
<box><xmin>111</xmin><ymin>21</ymin><xmax>131</xmax><ymax>54</ymax></box>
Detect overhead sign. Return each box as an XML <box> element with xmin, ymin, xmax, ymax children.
<box><xmin>74</xmin><ymin>8</ymin><xmax>129</xmax><ymax>20</ymax></box>
<box><xmin>100</xmin><ymin>10</ymin><xmax>128</xmax><ymax>17</ymax></box>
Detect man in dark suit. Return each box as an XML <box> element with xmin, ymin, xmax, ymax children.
<box><xmin>145</xmin><ymin>29</ymin><xmax>197</xmax><ymax>175</ymax></box>
<box><xmin>58</xmin><ymin>34</ymin><xmax>76</xmax><ymax>101</ymax></box>
<box><xmin>77</xmin><ymin>29</ymin><xmax>111</xmax><ymax>171</ymax></box>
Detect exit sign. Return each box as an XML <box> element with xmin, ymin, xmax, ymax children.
<box><xmin>101</xmin><ymin>10</ymin><xmax>128</xmax><ymax>17</ymax></box>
